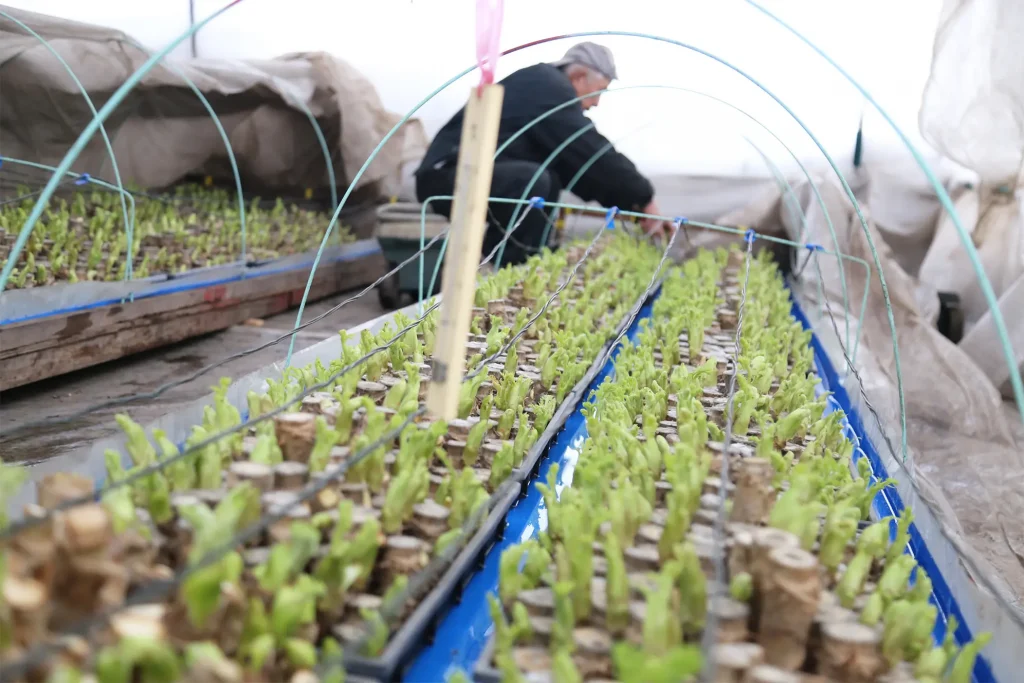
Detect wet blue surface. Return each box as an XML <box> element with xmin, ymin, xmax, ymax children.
<box><xmin>402</xmin><ymin>297</ymin><xmax>657</xmax><ymax>682</ymax></box>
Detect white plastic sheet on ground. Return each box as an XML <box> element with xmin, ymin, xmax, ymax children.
<box><xmin>917</xmin><ymin>0</ymin><xmax>1024</xmax><ymax>398</ymax></box>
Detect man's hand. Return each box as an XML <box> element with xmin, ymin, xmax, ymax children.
<box><xmin>639</xmin><ymin>200</ymin><xmax>673</xmax><ymax>242</ymax></box>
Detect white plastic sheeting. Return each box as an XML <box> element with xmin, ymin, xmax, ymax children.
<box><xmin>918</xmin><ymin>0</ymin><xmax>1024</xmax><ymax>185</ymax></box>
<box><xmin>0</xmin><ymin>0</ymin><xmax>943</xmax><ymax>178</ymax></box>
<box><xmin>917</xmin><ymin>0</ymin><xmax>1024</xmax><ymax>396</ymax></box>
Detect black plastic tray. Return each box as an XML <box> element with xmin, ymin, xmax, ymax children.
<box><xmin>474</xmin><ymin>635</ymin><xmax>504</xmax><ymax>683</ymax></box>
<box><xmin>343</xmin><ymin>479</ymin><xmax>521</xmax><ymax>682</ymax></box>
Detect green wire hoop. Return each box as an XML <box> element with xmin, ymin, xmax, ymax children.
<box><xmin>485</xmin><ymin>82</ymin><xmax>854</xmax><ymax>360</ymax></box>
<box><xmin>744</xmin><ymin>0</ymin><xmax>1024</xmax><ymax>428</ymax></box>
<box><xmin>418</xmin><ymin>97</ymin><xmax>867</xmax><ymax>370</ymax></box>
<box><xmin>0</xmin><ymin>0</ymin><xmax>241</xmax><ymax>295</ymax></box>
<box><xmin>0</xmin><ymin>10</ymin><xmax>134</xmax><ymax>282</ymax></box>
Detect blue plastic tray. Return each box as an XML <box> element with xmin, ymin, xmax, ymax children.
<box><xmin>0</xmin><ymin>240</ymin><xmax>382</xmax><ymax>326</ymax></box>
<box><xmin>401</xmin><ymin>288</ymin><xmax>995</xmax><ymax>683</ymax></box>
<box><xmin>402</xmin><ymin>296</ymin><xmax>657</xmax><ymax>681</ymax></box>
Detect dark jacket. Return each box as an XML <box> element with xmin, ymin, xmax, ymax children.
<box><xmin>417</xmin><ymin>63</ymin><xmax>655</xmax><ymax>212</ymax></box>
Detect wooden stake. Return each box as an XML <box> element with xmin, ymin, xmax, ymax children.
<box><xmin>426</xmin><ymin>84</ymin><xmax>505</xmax><ymax>419</ymax></box>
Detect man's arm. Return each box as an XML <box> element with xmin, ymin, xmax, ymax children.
<box><xmin>526</xmin><ymin>99</ymin><xmax>654</xmax><ymax>211</ymax></box>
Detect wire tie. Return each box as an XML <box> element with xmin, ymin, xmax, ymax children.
<box><xmin>806</xmin><ymin>242</ymin><xmax>823</xmax><ymax>252</ymax></box>
<box><xmin>744</xmin><ymin>228</ymin><xmax>756</xmax><ymax>244</ymax></box>
<box><xmin>674</xmin><ymin>216</ymin><xmax>688</xmax><ymax>225</ymax></box>
<box><xmin>605</xmin><ymin>206</ymin><xmax>619</xmax><ymax>229</ymax></box>
<box><xmin>528</xmin><ymin>196</ymin><xmax>545</xmax><ymax>209</ymax></box>
<box><xmin>75</xmin><ymin>173</ymin><xmax>91</xmax><ymax>186</ymax></box>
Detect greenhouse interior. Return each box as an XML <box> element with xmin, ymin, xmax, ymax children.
<box><xmin>1</xmin><ymin>0</ymin><xmax>1022</xmax><ymax>681</ymax></box>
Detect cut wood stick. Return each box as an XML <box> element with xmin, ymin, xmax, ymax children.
<box><xmin>427</xmin><ymin>83</ymin><xmax>505</xmax><ymax>420</ymax></box>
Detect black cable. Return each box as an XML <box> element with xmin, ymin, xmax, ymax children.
<box><xmin>0</xmin><ymin>168</ymin><xmax>51</xmax><ymax>186</ymax></box>
<box><xmin>0</xmin><ymin>409</ymin><xmax>423</xmax><ymax>681</ymax></box>
<box><xmin>0</xmin><ymin>308</ymin><xmax>437</xmax><ymax>540</ymax></box>
<box><xmin>481</xmin><ymin>202</ymin><xmax>565</xmax><ymax>255</ymax></box>
<box><xmin>791</xmin><ymin>245</ymin><xmax>818</xmax><ymax>279</ymax></box>
<box><xmin>806</xmin><ymin>253</ymin><xmax>906</xmax><ymax>491</ymax></box>
<box><xmin>477</xmin><ymin>207</ymin><xmax>541</xmax><ymax>267</ymax></box>
<box><xmin>603</xmin><ymin>225</ymin><xmax>680</xmax><ymax>356</ymax></box>
<box><xmin>485</xmin><ymin>206</ymin><xmax>547</xmax><ymax>255</ymax></box>
<box><xmin>22</xmin><ymin>285</ymin><xmax>434</xmax><ymax>477</ymax></box>
<box><xmin>320</xmin><ymin>229</ymin><xmax>678</xmax><ymax>674</ymax></box>
<box><xmin>0</xmin><ymin>179</ymin><xmax>76</xmax><ymax>208</ymax></box>
<box><xmin>677</xmin><ymin>217</ymin><xmax>694</xmax><ymax>250</ymax></box>
<box><xmin>465</xmin><ymin>214</ymin><xmax>675</xmax><ymax>381</ymax></box>
<box><xmin>464</xmin><ymin>224</ymin><xmax>607</xmax><ymax>381</ymax></box>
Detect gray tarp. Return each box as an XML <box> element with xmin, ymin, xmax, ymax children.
<box><xmin>0</xmin><ymin>5</ymin><xmax>426</xmax><ymax>200</ymax></box>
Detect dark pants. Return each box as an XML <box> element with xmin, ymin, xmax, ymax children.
<box><xmin>415</xmin><ymin>159</ymin><xmax>563</xmax><ymax>267</ymax></box>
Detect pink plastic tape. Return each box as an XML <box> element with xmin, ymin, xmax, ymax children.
<box><xmin>475</xmin><ymin>0</ymin><xmax>504</xmax><ymax>90</ymax></box>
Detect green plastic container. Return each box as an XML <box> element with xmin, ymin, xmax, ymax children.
<box><xmin>374</xmin><ymin>202</ymin><xmax>450</xmax><ymax>309</ymax></box>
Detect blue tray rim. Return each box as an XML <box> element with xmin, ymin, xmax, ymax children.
<box><xmin>789</xmin><ymin>290</ymin><xmax>996</xmax><ymax>683</ymax></box>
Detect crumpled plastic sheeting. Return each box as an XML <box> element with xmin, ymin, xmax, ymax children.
<box><xmin>0</xmin><ymin>5</ymin><xmax>424</xmax><ymax>198</ymax></box>
<box><xmin>920</xmin><ymin>0</ymin><xmax>1024</xmax><ymax>187</ymax></box>
<box><xmin>916</xmin><ymin>0</ymin><xmax>1024</xmax><ymax>396</ymax></box>
<box><xmin>716</xmin><ymin>172</ymin><xmax>1024</xmax><ymax>679</ymax></box>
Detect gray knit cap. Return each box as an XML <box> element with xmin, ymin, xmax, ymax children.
<box><xmin>550</xmin><ymin>42</ymin><xmax>618</xmax><ymax>81</ymax></box>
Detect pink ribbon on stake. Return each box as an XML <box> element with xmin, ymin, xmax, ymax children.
<box><xmin>475</xmin><ymin>0</ymin><xmax>504</xmax><ymax>95</ymax></box>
